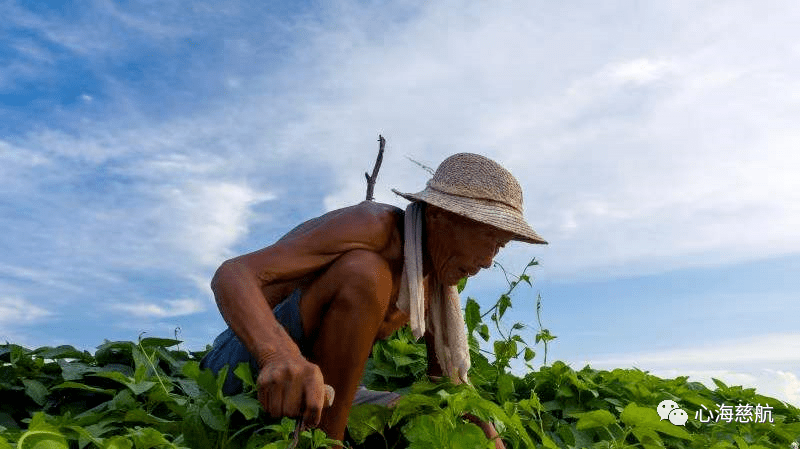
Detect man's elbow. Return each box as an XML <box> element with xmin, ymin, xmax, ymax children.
<box><xmin>210</xmin><ymin>259</ymin><xmax>240</xmax><ymax>294</ymax></box>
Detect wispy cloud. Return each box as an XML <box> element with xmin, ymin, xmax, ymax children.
<box><xmin>0</xmin><ymin>296</ymin><xmax>51</xmax><ymax>325</ymax></box>
<box><xmin>588</xmin><ymin>333</ymin><xmax>800</xmax><ymax>367</ymax></box>
<box><xmin>112</xmin><ymin>298</ymin><xmax>206</xmax><ymax>318</ymax></box>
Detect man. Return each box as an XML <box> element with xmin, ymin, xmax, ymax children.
<box><xmin>203</xmin><ymin>153</ymin><xmax>547</xmax><ymax>446</ymax></box>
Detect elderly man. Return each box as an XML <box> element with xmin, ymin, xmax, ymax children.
<box><xmin>202</xmin><ymin>153</ymin><xmax>547</xmax><ymax>446</ymax></box>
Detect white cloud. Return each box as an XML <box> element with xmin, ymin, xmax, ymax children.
<box><xmin>587</xmin><ymin>333</ymin><xmax>800</xmax><ymax>367</ymax></box>
<box><xmin>0</xmin><ymin>263</ymin><xmax>83</xmax><ymax>293</ymax></box>
<box><xmin>8</xmin><ymin>0</ymin><xmax>798</xmax><ymax>283</ymax></box>
<box><xmin>608</xmin><ymin>58</ymin><xmax>676</xmax><ymax>85</ymax></box>
<box><xmin>113</xmin><ymin>298</ymin><xmax>206</xmax><ymax>318</ymax></box>
<box><xmin>0</xmin><ymin>296</ymin><xmax>51</xmax><ymax>325</ymax></box>
<box><xmin>153</xmin><ymin>180</ymin><xmax>273</xmax><ymax>267</ymax></box>
<box><xmin>245</xmin><ymin>0</ymin><xmax>800</xmax><ymax>281</ymax></box>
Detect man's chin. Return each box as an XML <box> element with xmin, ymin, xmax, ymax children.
<box><xmin>443</xmin><ymin>273</ymin><xmax>464</xmax><ymax>287</ymax></box>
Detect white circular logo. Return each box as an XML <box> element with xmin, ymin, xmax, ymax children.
<box><xmin>668</xmin><ymin>408</ymin><xmax>688</xmax><ymax>426</ymax></box>
<box><xmin>657</xmin><ymin>400</ymin><xmax>679</xmax><ymax>420</ymax></box>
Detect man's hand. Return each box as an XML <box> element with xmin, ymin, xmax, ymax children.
<box><xmin>256</xmin><ymin>351</ymin><xmax>330</xmax><ymax>428</ymax></box>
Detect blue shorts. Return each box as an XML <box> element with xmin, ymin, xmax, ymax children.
<box><xmin>201</xmin><ymin>288</ymin><xmax>401</xmax><ymax>406</ymax></box>
<box><xmin>201</xmin><ymin>288</ymin><xmax>306</xmax><ymax>395</ymax></box>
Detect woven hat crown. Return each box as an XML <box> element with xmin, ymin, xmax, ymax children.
<box><xmin>392</xmin><ymin>152</ymin><xmax>547</xmax><ymax>244</ymax></box>
<box><xmin>428</xmin><ymin>153</ymin><xmax>523</xmax><ymax>212</ymax></box>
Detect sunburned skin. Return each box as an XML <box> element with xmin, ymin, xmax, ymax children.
<box><xmin>210</xmin><ymin>200</ymin><xmax>513</xmax><ymax>448</ymax></box>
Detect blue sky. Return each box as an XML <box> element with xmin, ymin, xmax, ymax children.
<box><xmin>2</xmin><ymin>0</ymin><xmax>799</xmax><ymax>406</ymax></box>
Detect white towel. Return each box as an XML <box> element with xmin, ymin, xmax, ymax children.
<box><xmin>395</xmin><ymin>202</ymin><xmax>471</xmax><ymax>384</ymax></box>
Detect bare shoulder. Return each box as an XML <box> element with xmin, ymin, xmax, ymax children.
<box><xmin>278</xmin><ymin>201</ymin><xmax>402</xmax><ymax>247</ymax></box>
<box><xmin>358</xmin><ymin>201</ymin><xmax>405</xmax><ymax>265</ymax></box>
<box><xmin>356</xmin><ymin>201</ymin><xmax>404</xmax><ymax>234</ymax></box>
<box><xmin>233</xmin><ymin>201</ymin><xmax>405</xmax><ymax>285</ymax></box>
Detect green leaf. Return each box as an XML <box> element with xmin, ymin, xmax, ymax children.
<box><xmin>233</xmin><ymin>363</ymin><xmax>255</xmax><ymax>388</ymax></box>
<box><xmin>131</xmin><ymin>345</ymin><xmax>149</xmax><ymax>383</ymax></box>
<box><xmin>652</xmin><ymin>420</ymin><xmax>691</xmax><ymax>440</ymax></box>
<box><xmin>497</xmin><ymin>294</ymin><xmax>512</xmax><ymax>319</ymax></box>
<box><xmin>575</xmin><ymin>410</ymin><xmax>617</xmax><ymax>430</ymax></box>
<box><xmin>215</xmin><ymin>366</ymin><xmax>229</xmax><ymax>396</ymax></box>
<box><xmin>90</xmin><ymin>371</ymin><xmax>156</xmax><ymax>395</ymax></box>
<box><xmin>22</xmin><ymin>379</ymin><xmax>48</xmax><ymax>406</ymax></box>
<box><xmin>175</xmin><ymin>378</ymin><xmax>202</xmax><ymax>399</ymax></box>
<box><xmin>200</xmin><ymin>401</ymin><xmax>227</xmax><ymax>431</ymax></box>
<box><xmin>0</xmin><ymin>435</ymin><xmax>13</xmax><ymax>449</ymax></box>
<box><xmin>128</xmin><ymin>427</ymin><xmax>170</xmax><ymax>449</ymax></box>
<box><xmin>457</xmin><ymin>277</ymin><xmax>468</xmax><ymax>293</ymax></box>
<box><xmin>465</xmin><ymin>298</ymin><xmax>481</xmax><ymax>334</ymax></box>
<box><xmin>402</xmin><ymin>414</ymin><xmax>446</xmax><ymax>448</ymax></box>
<box><xmin>631</xmin><ymin>427</ymin><xmax>662</xmax><ymax>448</ymax></box>
<box><xmin>524</xmin><ymin>348</ymin><xmax>535</xmax><ymax>362</ymax></box>
<box><xmin>478</xmin><ymin>324</ymin><xmax>490</xmax><ymax>342</ymax></box>
<box><xmin>224</xmin><ymin>394</ymin><xmax>261</xmax><ymax>420</ymax></box>
<box><xmin>110</xmin><ymin>389</ymin><xmax>138</xmax><ymax>411</ymax></box>
<box><xmin>181</xmin><ymin>409</ymin><xmax>213</xmax><ymax>449</ymax></box>
<box><xmin>389</xmin><ymin>394</ymin><xmax>440</xmax><ymax>427</ymax></box>
<box><xmin>58</xmin><ymin>360</ymin><xmax>96</xmax><ymax>381</ymax></box>
<box><xmin>15</xmin><ymin>417</ymin><xmax>68</xmax><ymax>449</ymax></box>
<box><xmin>102</xmin><ymin>436</ymin><xmax>133</xmax><ymax>449</ymax></box>
<box><xmin>123</xmin><ymin>409</ymin><xmax>174</xmax><ymax>425</ymax></box>
<box><xmin>182</xmin><ymin>361</ymin><xmax>218</xmax><ymax>396</ymax></box>
<box><xmin>94</xmin><ymin>341</ymin><xmax>134</xmax><ymax>367</ymax></box>
<box><xmin>712</xmin><ymin>377</ymin><xmax>729</xmax><ymax>390</ymax></box>
<box><xmin>33</xmin><ymin>345</ymin><xmax>93</xmax><ymax>362</ymax></box>
<box><xmin>52</xmin><ymin>382</ymin><xmax>116</xmax><ymax>395</ymax></box>
<box><xmin>497</xmin><ymin>373</ymin><xmax>515</xmax><ymax>403</ymax></box>
<box><xmin>347</xmin><ymin>404</ymin><xmax>392</xmax><ymax>444</ymax></box>
<box><xmin>620</xmin><ymin>403</ymin><xmax>660</xmax><ymax>428</ymax></box>
<box><xmin>15</xmin><ymin>431</ymin><xmax>69</xmax><ymax>449</ymax></box>
<box><xmin>138</xmin><ymin>338</ymin><xmax>181</xmax><ymax>349</ymax></box>
<box><xmin>450</xmin><ymin>421</ymin><xmax>492</xmax><ymax>449</ymax></box>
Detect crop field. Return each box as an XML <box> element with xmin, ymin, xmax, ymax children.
<box><xmin>2</xmin><ymin>260</ymin><xmax>799</xmax><ymax>448</ymax></box>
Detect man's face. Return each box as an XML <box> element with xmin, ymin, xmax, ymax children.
<box><xmin>425</xmin><ymin>205</ymin><xmax>513</xmax><ymax>286</ymax></box>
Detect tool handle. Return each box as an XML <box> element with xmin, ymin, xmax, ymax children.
<box><xmin>288</xmin><ymin>384</ymin><xmax>335</xmax><ymax>449</ymax></box>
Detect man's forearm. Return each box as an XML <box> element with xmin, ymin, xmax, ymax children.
<box><xmin>211</xmin><ymin>259</ymin><xmax>302</xmax><ymax>367</ymax></box>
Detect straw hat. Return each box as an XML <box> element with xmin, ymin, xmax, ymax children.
<box><xmin>392</xmin><ymin>153</ymin><xmax>547</xmax><ymax>245</ymax></box>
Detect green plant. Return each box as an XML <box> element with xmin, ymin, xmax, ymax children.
<box><xmin>2</xmin><ymin>259</ymin><xmax>799</xmax><ymax>448</ymax></box>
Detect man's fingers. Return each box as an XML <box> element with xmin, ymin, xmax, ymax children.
<box><xmin>302</xmin><ymin>381</ymin><xmax>325</xmax><ymax>427</ymax></box>
<box><xmin>283</xmin><ymin>374</ymin><xmax>306</xmax><ymax>417</ymax></box>
<box><xmin>266</xmin><ymin>382</ymin><xmax>284</xmax><ymax>418</ymax></box>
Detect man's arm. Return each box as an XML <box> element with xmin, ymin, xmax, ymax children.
<box><xmin>213</xmin><ymin>203</ymin><xmax>394</xmax><ymax>363</ymax></box>
<box><xmin>210</xmin><ymin>202</ymin><xmax>396</xmax><ymax>427</ymax></box>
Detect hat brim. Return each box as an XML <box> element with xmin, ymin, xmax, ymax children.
<box><xmin>392</xmin><ymin>188</ymin><xmax>548</xmax><ymax>245</ymax></box>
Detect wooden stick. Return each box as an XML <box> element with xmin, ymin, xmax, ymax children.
<box><xmin>365</xmin><ymin>135</ymin><xmax>386</xmax><ymax>201</ymax></box>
